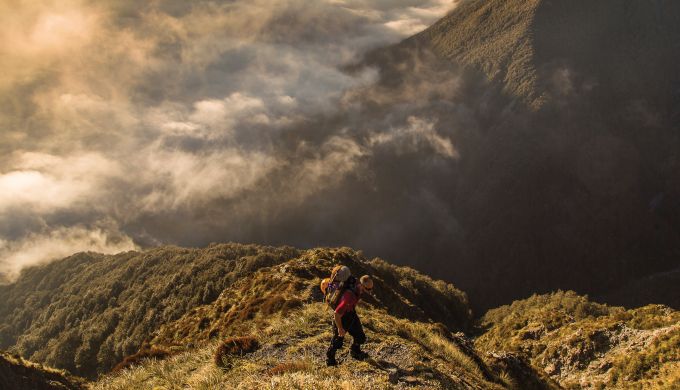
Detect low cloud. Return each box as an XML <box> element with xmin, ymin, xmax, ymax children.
<box><xmin>369</xmin><ymin>116</ymin><xmax>458</xmax><ymax>158</ymax></box>
<box><xmin>0</xmin><ymin>0</ymin><xmax>460</xmax><ymax>280</ymax></box>
<box><xmin>0</xmin><ymin>223</ymin><xmax>136</xmax><ymax>281</ymax></box>
<box><xmin>0</xmin><ymin>152</ymin><xmax>122</xmax><ymax>214</ymax></box>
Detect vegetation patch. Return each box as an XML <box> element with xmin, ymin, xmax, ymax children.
<box><xmin>213</xmin><ymin>336</ymin><xmax>259</xmax><ymax>369</ymax></box>
<box><xmin>0</xmin><ymin>244</ymin><xmax>300</xmax><ymax>378</ymax></box>
<box><xmin>268</xmin><ymin>361</ymin><xmax>313</xmax><ymax>376</ymax></box>
<box><xmin>608</xmin><ymin>327</ymin><xmax>679</xmax><ymax>385</ymax></box>
<box><xmin>476</xmin><ymin>292</ymin><xmax>680</xmax><ymax>389</ymax></box>
<box><xmin>112</xmin><ymin>345</ymin><xmax>176</xmax><ymax>373</ymax></box>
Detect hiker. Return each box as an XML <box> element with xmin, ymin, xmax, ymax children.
<box><xmin>324</xmin><ymin>274</ymin><xmax>374</xmax><ymax>366</ymax></box>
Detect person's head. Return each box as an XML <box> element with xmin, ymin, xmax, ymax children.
<box><xmin>359</xmin><ymin>275</ymin><xmax>373</xmax><ymax>293</ymax></box>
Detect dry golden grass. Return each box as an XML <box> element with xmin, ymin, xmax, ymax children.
<box><xmin>112</xmin><ymin>346</ymin><xmax>175</xmax><ymax>373</ymax></box>
<box><xmin>268</xmin><ymin>361</ymin><xmax>313</xmax><ymax>376</ymax></box>
<box><xmin>214</xmin><ymin>336</ymin><xmax>259</xmax><ymax>368</ymax></box>
<box><xmin>90</xmin><ymin>246</ymin><xmax>490</xmax><ymax>389</ymax></box>
<box><xmin>94</xmin><ymin>302</ymin><xmax>507</xmax><ymax>389</ymax></box>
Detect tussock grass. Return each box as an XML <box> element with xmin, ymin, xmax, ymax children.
<box><xmin>268</xmin><ymin>361</ymin><xmax>313</xmax><ymax>376</ymax></box>
<box><xmin>94</xmin><ymin>301</ymin><xmax>504</xmax><ymax>389</ymax></box>
<box><xmin>214</xmin><ymin>336</ymin><xmax>259</xmax><ymax>368</ymax></box>
<box><xmin>112</xmin><ymin>345</ymin><xmax>175</xmax><ymax>373</ymax></box>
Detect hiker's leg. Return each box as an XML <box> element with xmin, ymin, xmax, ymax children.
<box><xmin>347</xmin><ymin>312</ymin><xmax>366</xmax><ymax>347</ymax></box>
<box><xmin>347</xmin><ymin>312</ymin><xmax>368</xmax><ymax>360</ymax></box>
<box><xmin>330</xmin><ymin>319</ymin><xmax>346</xmax><ymax>349</ymax></box>
<box><xmin>326</xmin><ymin>318</ymin><xmax>344</xmax><ymax>365</ymax></box>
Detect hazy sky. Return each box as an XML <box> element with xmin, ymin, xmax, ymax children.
<box><xmin>0</xmin><ymin>0</ymin><xmax>459</xmax><ymax>280</ymax></box>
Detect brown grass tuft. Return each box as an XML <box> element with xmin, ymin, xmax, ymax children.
<box><xmin>213</xmin><ymin>336</ymin><xmax>259</xmax><ymax>368</ymax></box>
<box><xmin>112</xmin><ymin>346</ymin><xmax>174</xmax><ymax>372</ymax></box>
<box><xmin>268</xmin><ymin>361</ymin><xmax>312</xmax><ymax>376</ymax></box>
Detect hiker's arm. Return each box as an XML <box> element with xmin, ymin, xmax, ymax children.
<box><xmin>334</xmin><ymin>312</ymin><xmax>346</xmax><ymax>337</ymax></box>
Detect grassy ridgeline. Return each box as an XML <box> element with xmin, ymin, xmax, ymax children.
<box><xmin>0</xmin><ymin>244</ymin><xmax>471</xmax><ymax>379</ymax></box>
<box><xmin>94</xmin><ymin>303</ymin><xmax>504</xmax><ymax>390</ymax></box>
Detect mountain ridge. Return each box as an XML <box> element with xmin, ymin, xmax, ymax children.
<box><xmin>1</xmin><ymin>244</ymin><xmax>678</xmax><ymax>389</ymax></box>
<box><xmin>0</xmin><ymin>244</ymin><xmax>473</xmax><ymax>380</ymax></box>
<box><xmin>409</xmin><ymin>0</ymin><xmax>680</xmax><ymax>110</ymax></box>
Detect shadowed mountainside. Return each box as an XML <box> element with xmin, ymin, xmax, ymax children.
<box><xmin>360</xmin><ymin>0</ymin><xmax>680</xmax><ymax>310</ymax></box>
<box><xmin>0</xmin><ymin>350</ymin><xmax>86</xmax><ymax>390</ymax></box>
<box><xmin>412</xmin><ymin>0</ymin><xmax>680</xmax><ymax>110</ymax></box>
<box><xmin>596</xmin><ymin>267</ymin><xmax>680</xmax><ymax>309</ymax></box>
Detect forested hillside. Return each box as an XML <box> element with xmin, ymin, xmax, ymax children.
<box><xmin>0</xmin><ymin>244</ymin><xmax>301</xmax><ymax>378</ymax></box>
<box><xmin>0</xmin><ymin>244</ymin><xmax>471</xmax><ymax>379</ymax></box>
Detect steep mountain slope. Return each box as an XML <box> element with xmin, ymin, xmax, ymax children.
<box><xmin>476</xmin><ymin>291</ymin><xmax>680</xmax><ymax>389</ymax></box>
<box><xmin>0</xmin><ymin>244</ymin><xmax>473</xmax><ymax>380</ymax></box>
<box><xmin>0</xmin><ymin>244</ymin><xmax>301</xmax><ymax>378</ymax></box>
<box><xmin>412</xmin><ymin>0</ymin><xmax>680</xmax><ymax>110</ymax></box>
<box><xmin>411</xmin><ymin>0</ymin><xmax>542</xmax><ymax>107</ymax></box>
<box><xmin>0</xmin><ymin>244</ymin><xmax>559</xmax><ymax>389</ymax></box>
<box><xmin>362</xmin><ymin>0</ymin><xmax>680</xmax><ymax>310</ymax></box>
<box><xmin>0</xmin><ymin>350</ymin><xmax>86</xmax><ymax>390</ymax></box>
<box><xmin>91</xmin><ymin>250</ymin><xmax>554</xmax><ymax>390</ymax></box>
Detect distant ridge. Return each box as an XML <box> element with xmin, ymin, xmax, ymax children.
<box><xmin>410</xmin><ymin>0</ymin><xmax>680</xmax><ymax>109</ymax></box>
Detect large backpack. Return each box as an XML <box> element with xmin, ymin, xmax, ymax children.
<box><xmin>320</xmin><ymin>266</ymin><xmax>357</xmax><ymax>309</ymax></box>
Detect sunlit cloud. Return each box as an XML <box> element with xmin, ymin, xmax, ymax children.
<box><xmin>369</xmin><ymin>116</ymin><xmax>458</xmax><ymax>158</ymax></box>
<box><xmin>0</xmin><ymin>223</ymin><xmax>136</xmax><ymax>281</ymax></box>
<box><xmin>0</xmin><ymin>0</ymin><xmax>458</xmax><ymax>279</ymax></box>
<box><xmin>0</xmin><ymin>152</ymin><xmax>122</xmax><ymax>213</ymax></box>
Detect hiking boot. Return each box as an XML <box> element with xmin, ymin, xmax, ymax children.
<box><xmin>326</xmin><ymin>356</ymin><xmax>338</xmax><ymax>366</ymax></box>
<box><xmin>350</xmin><ymin>346</ymin><xmax>369</xmax><ymax>361</ymax></box>
<box><xmin>326</xmin><ymin>350</ymin><xmax>338</xmax><ymax>366</ymax></box>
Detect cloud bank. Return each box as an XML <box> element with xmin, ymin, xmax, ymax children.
<box><xmin>0</xmin><ymin>0</ymin><xmax>460</xmax><ymax>280</ymax></box>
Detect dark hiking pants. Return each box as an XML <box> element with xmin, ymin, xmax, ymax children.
<box><xmin>327</xmin><ymin>310</ymin><xmax>366</xmax><ymax>358</ymax></box>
